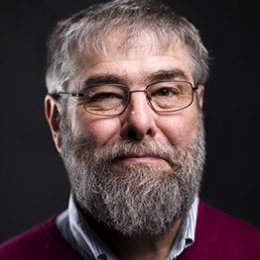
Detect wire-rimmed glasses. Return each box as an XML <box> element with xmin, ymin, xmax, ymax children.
<box><xmin>56</xmin><ymin>80</ymin><xmax>198</xmax><ymax>116</ymax></box>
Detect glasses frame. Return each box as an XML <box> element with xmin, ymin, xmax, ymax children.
<box><xmin>55</xmin><ymin>80</ymin><xmax>198</xmax><ymax>116</ymax></box>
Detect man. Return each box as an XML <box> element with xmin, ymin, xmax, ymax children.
<box><xmin>0</xmin><ymin>0</ymin><xmax>259</xmax><ymax>259</ymax></box>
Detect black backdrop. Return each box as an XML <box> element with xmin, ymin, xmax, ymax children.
<box><xmin>0</xmin><ymin>0</ymin><xmax>259</xmax><ymax>243</ymax></box>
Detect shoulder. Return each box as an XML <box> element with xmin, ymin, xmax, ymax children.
<box><xmin>0</xmin><ymin>214</ymin><xmax>83</xmax><ymax>260</ymax></box>
<box><xmin>198</xmin><ymin>200</ymin><xmax>260</xmax><ymax>238</ymax></box>
<box><xmin>181</xmin><ymin>199</ymin><xmax>260</xmax><ymax>259</ymax></box>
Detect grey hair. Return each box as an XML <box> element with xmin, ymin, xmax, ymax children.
<box><xmin>45</xmin><ymin>0</ymin><xmax>210</xmax><ymax>94</ymax></box>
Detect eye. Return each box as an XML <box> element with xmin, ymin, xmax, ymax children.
<box><xmin>152</xmin><ymin>87</ymin><xmax>179</xmax><ymax>98</ymax></box>
<box><xmin>82</xmin><ymin>85</ymin><xmax>126</xmax><ymax>104</ymax></box>
<box><xmin>88</xmin><ymin>92</ymin><xmax>123</xmax><ymax>102</ymax></box>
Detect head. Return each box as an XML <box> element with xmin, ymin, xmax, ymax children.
<box><xmin>45</xmin><ymin>0</ymin><xmax>209</xmax><ymax>238</ymax></box>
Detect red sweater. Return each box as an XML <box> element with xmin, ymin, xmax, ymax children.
<box><xmin>1</xmin><ymin>200</ymin><xmax>260</xmax><ymax>259</ymax></box>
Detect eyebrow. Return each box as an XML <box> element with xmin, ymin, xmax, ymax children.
<box><xmin>148</xmin><ymin>69</ymin><xmax>189</xmax><ymax>83</ymax></box>
<box><xmin>82</xmin><ymin>69</ymin><xmax>189</xmax><ymax>90</ymax></box>
<box><xmin>83</xmin><ymin>74</ymin><xmax>127</xmax><ymax>88</ymax></box>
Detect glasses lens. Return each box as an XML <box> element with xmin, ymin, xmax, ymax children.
<box><xmin>81</xmin><ymin>85</ymin><xmax>128</xmax><ymax>115</ymax></box>
<box><xmin>78</xmin><ymin>81</ymin><xmax>193</xmax><ymax>116</ymax></box>
<box><xmin>147</xmin><ymin>81</ymin><xmax>193</xmax><ymax>112</ymax></box>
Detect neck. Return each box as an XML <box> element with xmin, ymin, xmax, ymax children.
<box><xmin>88</xmin><ymin>215</ymin><xmax>183</xmax><ymax>260</ymax></box>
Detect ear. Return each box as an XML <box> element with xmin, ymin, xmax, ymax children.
<box><xmin>195</xmin><ymin>84</ymin><xmax>205</xmax><ymax>110</ymax></box>
<box><xmin>44</xmin><ymin>94</ymin><xmax>62</xmax><ymax>153</ymax></box>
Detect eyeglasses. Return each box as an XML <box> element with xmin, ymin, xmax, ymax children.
<box><xmin>56</xmin><ymin>80</ymin><xmax>197</xmax><ymax>116</ymax></box>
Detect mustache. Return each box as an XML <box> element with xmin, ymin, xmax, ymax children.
<box><xmin>83</xmin><ymin>139</ymin><xmax>183</xmax><ymax>168</ymax></box>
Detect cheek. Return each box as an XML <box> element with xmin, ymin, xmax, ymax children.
<box><xmin>71</xmin><ymin>109</ymin><xmax>121</xmax><ymax>147</ymax></box>
<box><xmin>159</xmin><ymin>112</ymin><xmax>199</xmax><ymax>147</ymax></box>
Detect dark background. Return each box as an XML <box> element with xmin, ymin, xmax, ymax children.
<box><xmin>0</xmin><ymin>0</ymin><xmax>259</xmax><ymax>243</ymax></box>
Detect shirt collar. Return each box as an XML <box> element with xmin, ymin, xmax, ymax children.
<box><xmin>166</xmin><ymin>196</ymin><xmax>198</xmax><ymax>259</ymax></box>
<box><xmin>61</xmin><ymin>194</ymin><xmax>198</xmax><ymax>260</ymax></box>
<box><xmin>68</xmin><ymin>194</ymin><xmax>118</xmax><ymax>260</ymax></box>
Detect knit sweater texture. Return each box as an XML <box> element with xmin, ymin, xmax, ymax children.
<box><xmin>1</xmin><ymin>200</ymin><xmax>260</xmax><ymax>259</ymax></box>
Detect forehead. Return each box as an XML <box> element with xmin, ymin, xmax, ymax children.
<box><xmin>73</xmin><ymin>29</ymin><xmax>192</xmax><ymax>87</ymax></box>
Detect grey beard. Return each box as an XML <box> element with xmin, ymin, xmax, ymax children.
<box><xmin>60</xmin><ymin>114</ymin><xmax>205</xmax><ymax>238</ymax></box>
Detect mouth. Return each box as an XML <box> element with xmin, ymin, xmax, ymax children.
<box><xmin>114</xmin><ymin>154</ymin><xmax>170</xmax><ymax>166</ymax></box>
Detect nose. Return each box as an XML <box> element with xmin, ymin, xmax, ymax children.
<box><xmin>120</xmin><ymin>91</ymin><xmax>157</xmax><ymax>140</ymax></box>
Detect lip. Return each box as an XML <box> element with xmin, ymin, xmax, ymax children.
<box><xmin>115</xmin><ymin>154</ymin><xmax>166</xmax><ymax>164</ymax></box>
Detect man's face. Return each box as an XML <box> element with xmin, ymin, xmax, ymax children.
<box><xmin>48</xmin><ymin>36</ymin><xmax>205</xmax><ymax>237</ymax></box>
